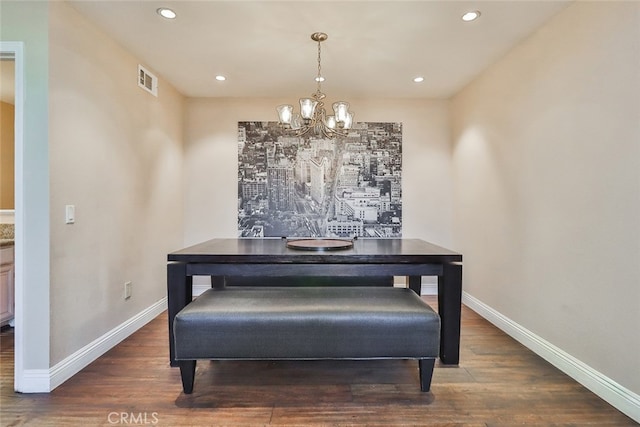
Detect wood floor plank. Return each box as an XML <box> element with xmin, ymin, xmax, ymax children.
<box><xmin>0</xmin><ymin>297</ymin><xmax>636</xmax><ymax>426</ymax></box>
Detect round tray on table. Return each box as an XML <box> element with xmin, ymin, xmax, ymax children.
<box><xmin>286</xmin><ymin>238</ymin><xmax>354</xmax><ymax>251</ymax></box>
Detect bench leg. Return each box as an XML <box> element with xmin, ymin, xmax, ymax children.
<box><xmin>179</xmin><ymin>360</ymin><xmax>196</xmax><ymax>394</ymax></box>
<box><xmin>419</xmin><ymin>358</ymin><xmax>436</xmax><ymax>392</ymax></box>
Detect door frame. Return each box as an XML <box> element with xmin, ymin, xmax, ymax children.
<box><xmin>1</xmin><ymin>41</ymin><xmax>25</xmax><ymax>391</ymax></box>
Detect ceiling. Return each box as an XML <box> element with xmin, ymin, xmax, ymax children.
<box><xmin>66</xmin><ymin>1</ymin><xmax>568</xmax><ymax>100</ymax></box>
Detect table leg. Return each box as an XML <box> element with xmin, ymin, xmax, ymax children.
<box><xmin>438</xmin><ymin>262</ymin><xmax>462</xmax><ymax>365</ymax></box>
<box><xmin>407</xmin><ymin>276</ymin><xmax>421</xmax><ymax>295</ymax></box>
<box><xmin>167</xmin><ymin>262</ymin><xmax>192</xmax><ymax>367</ymax></box>
<box><xmin>211</xmin><ymin>275</ymin><xmax>225</xmax><ymax>289</ymax></box>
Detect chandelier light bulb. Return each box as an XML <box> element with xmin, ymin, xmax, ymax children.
<box><xmin>299</xmin><ymin>99</ymin><xmax>318</xmax><ymax>121</ymax></box>
<box><xmin>276</xmin><ymin>105</ymin><xmax>293</xmax><ymax>124</ymax></box>
<box><xmin>333</xmin><ymin>102</ymin><xmax>350</xmax><ymax>124</ymax></box>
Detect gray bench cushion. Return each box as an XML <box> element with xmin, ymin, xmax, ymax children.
<box><xmin>174</xmin><ymin>286</ymin><xmax>440</xmax><ymax>360</ymax></box>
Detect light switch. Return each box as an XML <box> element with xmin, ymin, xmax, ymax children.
<box><xmin>65</xmin><ymin>205</ymin><xmax>75</xmax><ymax>224</ymax></box>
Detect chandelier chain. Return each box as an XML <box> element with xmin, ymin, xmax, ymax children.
<box><xmin>316</xmin><ymin>38</ymin><xmax>322</xmax><ymax>96</ymax></box>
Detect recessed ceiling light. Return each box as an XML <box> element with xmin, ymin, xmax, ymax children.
<box><xmin>157</xmin><ymin>8</ymin><xmax>177</xmax><ymax>19</ymax></box>
<box><xmin>461</xmin><ymin>11</ymin><xmax>481</xmax><ymax>22</ymax></box>
<box><xmin>413</xmin><ymin>77</ymin><xmax>424</xmax><ymax>83</ymax></box>
<box><xmin>215</xmin><ymin>75</ymin><xmax>226</xmax><ymax>81</ymax></box>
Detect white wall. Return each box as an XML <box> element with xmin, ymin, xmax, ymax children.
<box><xmin>48</xmin><ymin>2</ymin><xmax>184</xmax><ymax>365</ymax></box>
<box><xmin>184</xmin><ymin>98</ymin><xmax>454</xmax><ymax>247</ymax></box>
<box><xmin>452</xmin><ymin>0</ymin><xmax>640</xmax><ymax>398</ymax></box>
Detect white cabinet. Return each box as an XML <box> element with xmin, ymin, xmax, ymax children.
<box><xmin>0</xmin><ymin>245</ymin><xmax>15</xmax><ymax>327</ymax></box>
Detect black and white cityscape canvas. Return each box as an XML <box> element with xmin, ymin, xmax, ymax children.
<box><xmin>237</xmin><ymin>121</ymin><xmax>402</xmax><ymax>238</ymax></box>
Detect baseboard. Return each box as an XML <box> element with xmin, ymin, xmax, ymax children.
<box><xmin>193</xmin><ymin>283</ymin><xmax>209</xmax><ymax>297</ymax></box>
<box><xmin>420</xmin><ymin>283</ymin><xmax>437</xmax><ymax>295</ymax></box>
<box><xmin>19</xmin><ymin>369</ymin><xmax>50</xmax><ymax>393</ymax></box>
<box><xmin>462</xmin><ymin>291</ymin><xmax>640</xmax><ymax>424</ymax></box>
<box><xmin>46</xmin><ymin>297</ymin><xmax>167</xmax><ymax>391</ymax></box>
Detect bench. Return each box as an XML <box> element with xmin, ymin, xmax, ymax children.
<box><xmin>173</xmin><ymin>284</ymin><xmax>440</xmax><ymax>394</ymax></box>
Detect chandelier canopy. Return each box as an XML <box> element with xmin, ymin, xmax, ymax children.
<box><xmin>277</xmin><ymin>32</ymin><xmax>354</xmax><ymax>138</ymax></box>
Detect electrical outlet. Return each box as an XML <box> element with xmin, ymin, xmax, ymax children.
<box><xmin>124</xmin><ymin>281</ymin><xmax>132</xmax><ymax>300</ymax></box>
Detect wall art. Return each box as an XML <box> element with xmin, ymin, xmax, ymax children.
<box><xmin>238</xmin><ymin>121</ymin><xmax>402</xmax><ymax>238</ymax></box>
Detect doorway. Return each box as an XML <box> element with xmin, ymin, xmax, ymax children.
<box><xmin>1</xmin><ymin>56</ymin><xmax>16</xmax><ymax>327</ymax></box>
<box><xmin>0</xmin><ymin>42</ymin><xmax>24</xmax><ymax>392</ymax></box>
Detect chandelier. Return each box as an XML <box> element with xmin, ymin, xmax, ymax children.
<box><xmin>276</xmin><ymin>32</ymin><xmax>354</xmax><ymax>138</ymax></box>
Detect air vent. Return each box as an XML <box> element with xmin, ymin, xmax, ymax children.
<box><xmin>138</xmin><ymin>65</ymin><xmax>158</xmax><ymax>97</ymax></box>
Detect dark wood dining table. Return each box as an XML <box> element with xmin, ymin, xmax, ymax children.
<box><xmin>167</xmin><ymin>238</ymin><xmax>462</xmax><ymax>366</ymax></box>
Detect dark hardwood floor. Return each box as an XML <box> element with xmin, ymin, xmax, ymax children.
<box><xmin>0</xmin><ymin>297</ymin><xmax>636</xmax><ymax>426</ymax></box>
